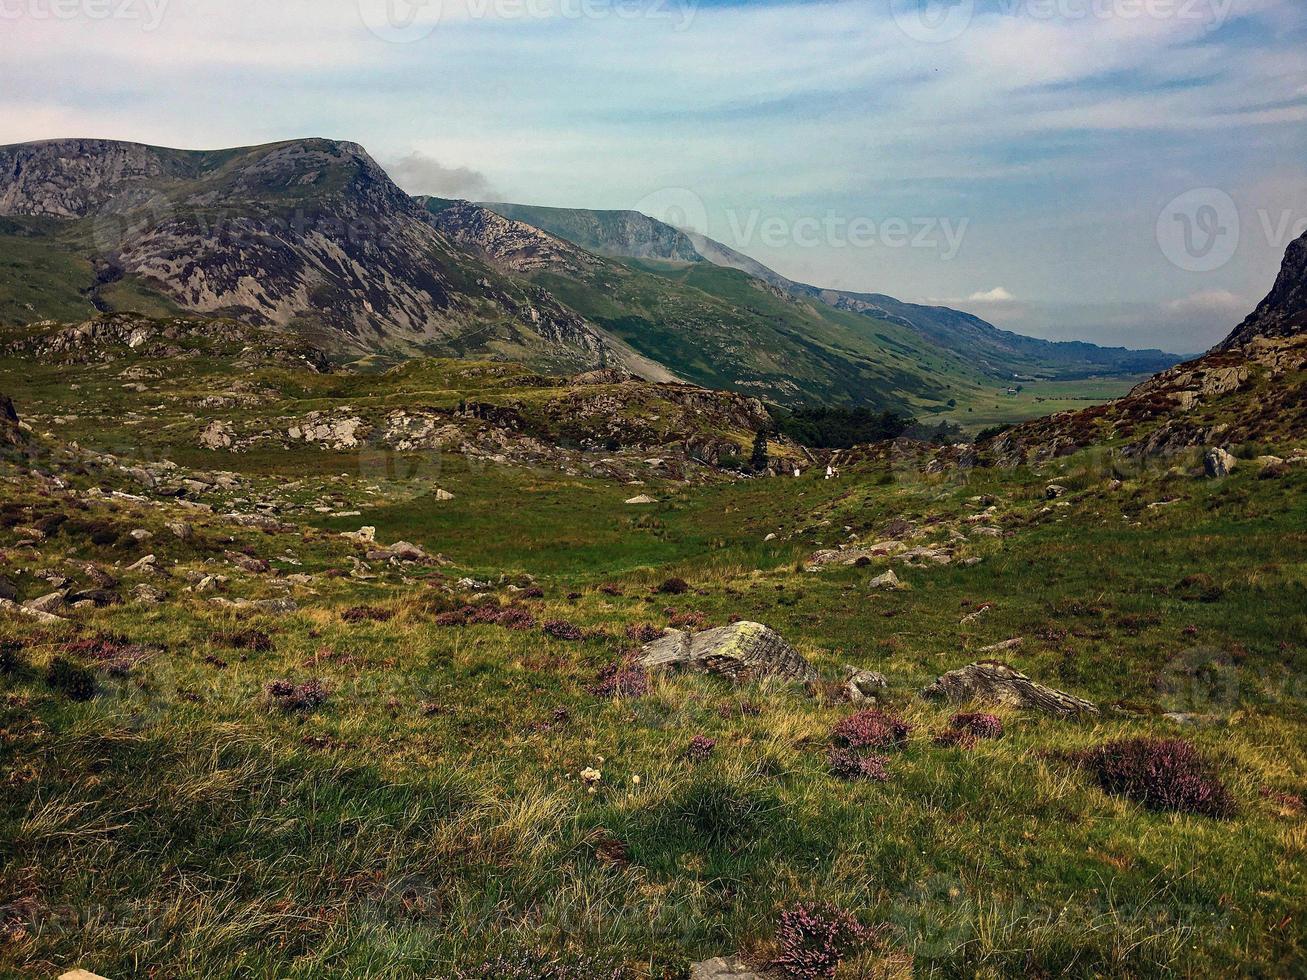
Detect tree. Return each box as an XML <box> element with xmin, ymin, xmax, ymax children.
<box><xmin>750</xmin><ymin>429</ymin><xmax>770</xmax><ymax>471</ymax></box>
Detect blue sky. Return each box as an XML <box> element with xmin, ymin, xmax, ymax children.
<box><xmin>2</xmin><ymin>0</ymin><xmax>1304</xmax><ymax>352</ymax></box>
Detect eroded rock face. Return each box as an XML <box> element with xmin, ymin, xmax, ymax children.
<box><xmin>638</xmin><ymin>621</ymin><xmax>817</xmax><ymax>683</ymax></box>
<box><xmin>921</xmin><ymin>661</ymin><xmax>1098</xmax><ymax>716</ymax></box>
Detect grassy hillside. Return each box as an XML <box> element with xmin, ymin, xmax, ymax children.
<box><xmin>0</xmin><ymin>333</ymin><xmax>1303</xmax><ymax>978</ymax></box>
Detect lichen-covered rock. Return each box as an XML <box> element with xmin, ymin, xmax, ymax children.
<box><xmin>638</xmin><ymin>621</ymin><xmax>817</xmax><ymax>683</ymax></box>
<box><xmin>921</xmin><ymin>660</ymin><xmax>1098</xmax><ymax>716</ymax></box>
<box><xmin>843</xmin><ymin>666</ymin><xmax>889</xmax><ymax>703</ymax></box>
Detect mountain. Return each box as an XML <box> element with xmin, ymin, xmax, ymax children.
<box><xmin>1217</xmin><ymin>228</ymin><xmax>1307</xmax><ymax>350</ymax></box>
<box><xmin>484</xmin><ymin>202</ymin><xmax>703</xmax><ymax>262</ymax></box>
<box><xmin>0</xmin><ymin>137</ymin><xmax>1173</xmax><ymax>418</ymax></box>
<box><xmin>485</xmin><ymin>203</ymin><xmax>1180</xmax><ymax>381</ymax></box>
<box><xmin>986</xmin><ymin>229</ymin><xmax>1307</xmax><ymax>465</ymax></box>
<box><xmin>0</xmin><ymin>138</ymin><xmax>654</xmax><ymax>374</ymax></box>
<box><xmin>424</xmin><ymin>198</ymin><xmax>1058</xmax><ymax>414</ymax></box>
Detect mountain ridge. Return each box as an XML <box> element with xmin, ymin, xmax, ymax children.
<box><xmin>483</xmin><ymin>201</ymin><xmax>1180</xmax><ymax>380</ymax></box>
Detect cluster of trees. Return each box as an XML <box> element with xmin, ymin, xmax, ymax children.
<box><xmin>768</xmin><ymin>406</ymin><xmax>915</xmax><ymax>450</ymax></box>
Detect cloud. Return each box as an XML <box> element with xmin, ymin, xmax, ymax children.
<box><xmin>968</xmin><ymin>287</ymin><xmax>1016</xmax><ymax>303</ymax></box>
<box><xmin>385</xmin><ymin>152</ymin><xmax>495</xmax><ymax>201</ymax></box>
<box><xmin>1164</xmin><ymin>290</ymin><xmax>1248</xmax><ymax>316</ymax></box>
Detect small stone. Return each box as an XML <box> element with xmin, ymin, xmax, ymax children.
<box><xmin>625</xmin><ymin>494</ymin><xmax>657</xmax><ymax>504</ymax></box>
<box><xmin>1046</xmin><ymin>484</ymin><xmax>1069</xmax><ymax>499</ymax></box>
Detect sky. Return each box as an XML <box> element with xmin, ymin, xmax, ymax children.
<box><xmin>2</xmin><ymin>0</ymin><xmax>1305</xmax><ymax>354</ymax></box>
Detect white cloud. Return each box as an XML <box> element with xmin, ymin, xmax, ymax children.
<box><xmin>1164</xmin><ymin>290</ymin><xmax>1248</xmax><ymax>316</ymax></box>
<box><xmin>968</xmin><ymin>287</ymin><xmax>1016</xmax><ymax>303</ymax></box>
<box><xmin>386</xmin><ymin>152</ymin><xmax>495</xmax><ymax>200</ymax></box>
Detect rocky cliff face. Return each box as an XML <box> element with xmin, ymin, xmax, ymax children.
<box><xmin>0</xmin><ymin>138</ymin><xmax>196</xmax><ymax>219</ymax></box>
<box><xmin>1217</xmin><ymin>229</ymin><xmax>1307</xmax><ymax>350</ymax></box>
<box><xmin>421</xmin><ymin>200</ymin><xmax>597</xmax><ymax>274</ymax></box>
<box><xmin>985</xmin><ymin>232</ymin><xmax>1307</xmax><ymax>464</ymax></box>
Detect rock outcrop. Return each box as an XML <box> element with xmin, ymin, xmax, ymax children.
<box><xmin>1217</xmin><ymin>228</ymin><xmax>1307</xmax><ymax>350</ymax></box>
<box><xmin>638</xmin><ymin>621</ymin><xmax>817</xmax><ymax>683</ymax></box>
<box><xmin>921</xmin><ymin>661</ymin><xmax>1098</xmax><ymax>716</ymax></box>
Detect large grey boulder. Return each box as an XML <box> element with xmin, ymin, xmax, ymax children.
<box><xmin>921</xmin><ymin>660</ymin><xmax>1098</xmax><ymax>716</ymax></box>
<box><xmin>638</xmin><ymin>621</ymin><xmax>817</xmax><ymax>683</ymax></box>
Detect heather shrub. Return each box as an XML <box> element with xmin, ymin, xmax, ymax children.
<box><xmin>771</xmin><ymin>902</ymin><xmax>875</xmax><ymax>979</ymax></box>
<box><xmin>216</xmin><ymin>628</ymin><xmax>274</xmax><ymax>652</ymax></box>
<box><xmin>935</xmin><ymin>712</ymin><xmax>1003</xmax><ymax>748</ymax></box>
<box><xmin>1082</xmin><ymin>737</ymin><xmax>1235</xmax><ymax>818</ymax></box>
<box><xmin>589</xmin><ymin>658</ymin><xmax>650</xmax><ymax>699</ymax></box>
<box><xmin>266</xmin><ymin>678</ymin><xmax>329</xmax><ymax>714</ymax></box>
<box><xmin>626</xmin><ymin>622</ymin><xmax>664</xmax><ymax>643</ymax></box>
<box><xmin>341</xmin><ymin>605</ymin><xmax>393</xmax><ymax>623</ymax></box>
<box><xmin>684</xmin><ymin>735</ymin><xmax>716</xmax><ymax>762</ymax></box>
<box><xmin>542</xmin><ymin>619</ymin><xmax>584</xmax><ymax>640</ymax></box>
<box><xmin>657</xmin><ymin>577</ymin><xmax>690</xmax><ymax>595</ymax></box>
<box><xmin>46</xmin><ymin>656</ymin><xmax>97</xmax><ymax>702</ymax></box>
<box><xmin>828</xmin><ymin>747</ymin><xmax>889</xmax><ymax>782</ymax></box>
<box><xmin>831</xmin><ymin>709</ymin><xmax>912</xmax><ymax>750</ymax></box>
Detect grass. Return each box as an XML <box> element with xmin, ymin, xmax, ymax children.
<box><xmin>0</xmin><ymin>330</ymin><xmax>1304</xmax><ymax>978</ymax></box>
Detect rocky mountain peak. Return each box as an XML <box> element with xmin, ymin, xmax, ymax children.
<box><xmin>0</xmin><ymin>138</ymin><xmax>180</xmax><ymax>218</ymax></box>
<box><xmin>1217</xmin><ymin>229</ymin><xmax>1307</xmax><ymax>350</ymax></box>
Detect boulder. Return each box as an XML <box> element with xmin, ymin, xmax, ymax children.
<box><xmin>1046</xmin><ymin>484</ymin><xmax>1069</xmax><ymax>499</ymax></box>
<box><xmin>625</xmin><ymin>494</ymin><xmax>657</xmax><ymax>504</ymax></box>
<box><xmin>1203</xmin><ymin>447</ymin><xmax>1236</xmax><ymax>478</ymax></box>
<box><xmin>434</xmin><ymin>488</ymin><xmax>455</xmax><ymax>501</ymax></box>
<box><xmin>921</xmin><ymin>660</ymin><xmax>1098</xmax><ymax>716</ymax></box>
<box><xmin>199</xmin><ymin>420</ymin><xmax>235</xmax><ymax>450</ymax></box>
<box><xmin>0</xmin><ymin>598</ymin><xmax>67</xmax><ymax>624</ymax></box>
<box><xmin>638</xmin><ymin>621</ymin><xmax>817</xmax><ymax>683</ymax></box>
<box><xmin>868</xmin><ymin>570</ymin><xmax>901</xmax><ymax>590</ymax></box>
<box><xmin>843</xmin><ymin>666</ymin><xmax>889</xmax><ymax>703</ymax></box>
<box><xmin>26</xmin><ymin>590</ymin><xmax>69</xmax><ymax>614</ymax></box>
